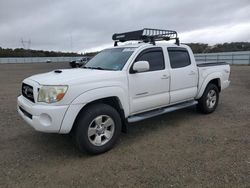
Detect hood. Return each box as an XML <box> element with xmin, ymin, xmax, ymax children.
<box><xmin>28</xmin><ymin>68</ymin><xmax>119</xmax><ymax>85</ymax></box>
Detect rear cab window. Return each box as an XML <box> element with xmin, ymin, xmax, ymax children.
<box><xmin>167</xmin><ymin>47</ymin><xmax>191</xmax><ymax>69</ymax></box>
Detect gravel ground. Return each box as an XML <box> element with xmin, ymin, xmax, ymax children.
<box><xmin>0</xmin><ymin>63</ymin><xmax>249</xmax><ymax>188</ymax></box>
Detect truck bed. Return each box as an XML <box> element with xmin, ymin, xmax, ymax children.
<box><xmin>197</xmin><ymin>62</ymin><xmax>228</xmax><ymax>67</ymax></box>
<box><xmin>196</xmin><ymin>61</ymin><xmax>230</xmax><ymax>99</ymax></box>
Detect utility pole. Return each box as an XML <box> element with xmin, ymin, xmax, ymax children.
<box><xmin>70</xmin><ymin>34</ymin><xmax>73</xmax><ymax>52</ymax></box>
<box><xmin>21</xmin><ymin>38</ymin><xmax>31</xmax><ymax>49</ymax></box>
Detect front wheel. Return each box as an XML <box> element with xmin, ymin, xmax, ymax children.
<box><xmin>197</xmin><ymin>83</ymin><xmax>219</xmax><ymax>114</ymax></box>
<box><xmin>73</xmin><ymin>103</ymin><xmax>122</xmax><ymax>154</ymax></box>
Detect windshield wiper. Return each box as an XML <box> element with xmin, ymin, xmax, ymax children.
<box><xmin>83</xmin><ymin>66</ymin><xmax>112</xmax><ymax>70</ymax></box>
<box><xmin>82</xmin><ymin>66</ymin><xmax>92</xmax><ymax>69</ymax></box>
<box><xmin>91</xmin><ymin>67</ymin><xmax>105</xmax><ymax>70</ymax></box>
<box><xmin>83</xmin><ymin>66</ymin><xmax>103</xmax><ymax>70</ymax></box>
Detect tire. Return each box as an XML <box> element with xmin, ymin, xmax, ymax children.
<box><xmin>73</xmin><ymin>103</ymin><xmax>122</xmax><ymax>154</ymax></box>
<box><xmin>197</xmin><ymin>83</ymin><xmax>219</xmax><ymax>114</ymax></box>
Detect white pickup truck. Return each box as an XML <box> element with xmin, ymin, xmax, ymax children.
<box><xmin>17</xmin><ymin>28</ymin><xmax>230</xmax><ymax>154</ymax></box>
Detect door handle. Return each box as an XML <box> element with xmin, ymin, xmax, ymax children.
<box><xmin>161</xmin><ymin>74</ymin><xmax>169</xmax><ymax>79</ymax></box>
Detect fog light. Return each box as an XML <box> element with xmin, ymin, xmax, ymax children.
<box><xmin>39</xmin><ymin>113</ymin><xmax>52</xmax><ymax>127</ymax></box>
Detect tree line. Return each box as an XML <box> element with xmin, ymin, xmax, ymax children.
<box><xmin>186</xmin><ymin>42</ymin><xmax>250</xmax><ymax>53</ymax></box>
<box><xmin>0</xmin><ymin>47</ymin><xmax>82</xmax><ymax>57</ymax></box>
<box><xmin>1</xmin><ymin>42</ymin><xmax>250</xmax><ymax>57</ymax></box>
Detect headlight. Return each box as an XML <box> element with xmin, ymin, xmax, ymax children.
<box><xmin>38</xmin><ymin>85</ymin><xmax>68</xmax><ymax>103</ymax></box>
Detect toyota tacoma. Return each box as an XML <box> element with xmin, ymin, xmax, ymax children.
<box><xmin>17</xmin><ymin>28</ymin><xmax>230</xmax><ymax>154</ymax></box>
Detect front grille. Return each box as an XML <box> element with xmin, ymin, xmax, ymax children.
<box><xmin>22</xmin><ymin>83</ymin><xmax>35</xmax><ymax>102</ymax></box>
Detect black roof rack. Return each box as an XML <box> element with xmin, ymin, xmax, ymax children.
<box><xmin>112</xmin><ymin>28</ymin><xmax>179</xmax><ymax>46</ymax></box>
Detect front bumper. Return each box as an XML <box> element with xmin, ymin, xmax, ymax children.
<box><xmin>17</xmin><ymin>95</ymin><xmax>68</xmax><ymax>133</ymax></box>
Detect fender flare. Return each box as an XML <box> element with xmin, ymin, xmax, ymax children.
<box><xmin>71</xmin><ymin>86</ymin><xmax>129</xmax><ymax>114</ymax></box>
<box><xmin>59</xmin><ymin>86</ymin><xmax>129</xmax><ymax>133</ymax></box>
<box><xmin>195</xmin><ymin>72</ymin><xmax>222</xmax><ymax>99</ymax></box>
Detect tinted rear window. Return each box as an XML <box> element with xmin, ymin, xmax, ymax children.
<box><xmin>168</xmin><ymin>48</ymin><xmax>191</xmax><ymax>68</ymax></box>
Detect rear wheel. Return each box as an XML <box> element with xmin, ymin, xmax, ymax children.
<box><xmin>197</xmin><ymin>83</ymin><xmax>219</xmax><ymax>114</ymax></box>
<box><xmin>73</xmin><ymin>103</ymin><xmax>122</xmax><ymax>154</ymax></box>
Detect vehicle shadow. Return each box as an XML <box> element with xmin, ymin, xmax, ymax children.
<box><xmin>25</xmin><ymin>106</ymin><xmax>199</xmax><ymax>158</ymax></box>
<box><xmin>119</xmin><ymin>106</ymin><xmax>199</xmax><ymax>143</ymax></box>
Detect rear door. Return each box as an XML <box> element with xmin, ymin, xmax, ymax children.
<box><xmin>128</xmin><ymin>47</ymin><xmax>170</xmax><ymax>114</ymax></box>
<box><xmin>167</xmin><ymin>47</ymin><xmax>198</xmax><ymax>103</ymax></box>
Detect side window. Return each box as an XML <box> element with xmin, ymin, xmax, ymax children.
<box><xmin>135</xmin><ymin>48</ymin><xmax>165</xmax><ymax>71</ymax></box>
<box><xmin>168</xmin><ymin>48</ymin><xmax>191</xmax><ymax>69</ymax></box>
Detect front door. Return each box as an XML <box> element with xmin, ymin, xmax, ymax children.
<box><xmin>128</xmin><ymin>47</ymin><xmax>170</xmax><ymax>114</ymax></box>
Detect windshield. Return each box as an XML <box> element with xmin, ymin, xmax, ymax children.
<box><xmin>84</xmin><ymin>47</ymin><xmax>136</xmax><ymax>70</ymax></box>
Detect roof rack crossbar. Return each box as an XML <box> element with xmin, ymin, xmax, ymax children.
<box><xmin>112</xmin><ymin>28</ymin><xmax>179</xmax><ymax>46</ymax></box>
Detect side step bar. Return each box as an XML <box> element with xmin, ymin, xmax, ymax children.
<box><xmin>127</xmin><ymin>100</ymin><xmax>198</xmax><ymax>123</ymax></box>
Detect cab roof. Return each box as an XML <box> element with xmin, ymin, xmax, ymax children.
<box><xmin>110</xmin><ymin>42</ymin><xmax>188</xmax><ymax>49</ymax></box>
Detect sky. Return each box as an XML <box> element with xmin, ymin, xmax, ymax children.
<box><xmin>0</xmin><ymin>0</ymin><xmax>250</xmax><ymax>53</ymax></box>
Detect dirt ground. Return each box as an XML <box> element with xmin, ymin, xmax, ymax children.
<box><xmin>0</xmin><ymin>63</ymin><xmax>249</xmax><ymax>188</ymax></box>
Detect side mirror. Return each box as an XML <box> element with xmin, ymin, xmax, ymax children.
<box><xmin>132</xmin><ymin>61</ymin><xmax>150</xmax><ymax>73</ymax></box>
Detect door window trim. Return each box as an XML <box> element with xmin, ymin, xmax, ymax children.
<box><xmin>167</xmin><ymin>47</ymin><xmax>191</xmax><ymax>69</ymax></box>
<box><xmin>129</xmin><ymin>47</ymin><xmax>165</xmax><ymax>73</ymax></box>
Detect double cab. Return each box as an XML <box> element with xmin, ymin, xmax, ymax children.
<box><xmin>17</xmin><ymin>29</ymin><xmax>230</xmax><ymax>154</ymax></box>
